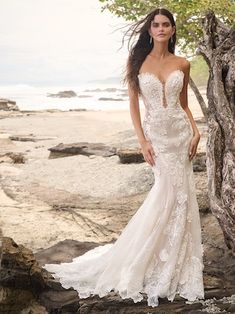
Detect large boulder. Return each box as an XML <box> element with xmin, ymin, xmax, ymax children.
<box><xmin>48</xmin><ymin>142</ymin><xmax>117</xmax><ymax>158</ymax></box>
<box><xmin>1</xmin><ymin>232</ymin><xmax>234</xmax><ymax>313</ymax></box>
<box><xmin>0</xmin><ymin>237</ymin><xmax>80</xmax><ymax>313</ymax></box>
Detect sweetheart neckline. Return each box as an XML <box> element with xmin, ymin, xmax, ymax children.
<box><xmin>138</xmin><ymin>69</ymin><xmax>184</xmax><ymax>85</ymax></box>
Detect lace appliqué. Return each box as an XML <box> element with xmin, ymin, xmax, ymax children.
<box><xmin>43</xmin><ymin>70</ymin><xmax>205</xmax><ymax>309</ymax></box>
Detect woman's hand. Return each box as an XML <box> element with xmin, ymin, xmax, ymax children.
<box><xmin>189</xmin><ymin>133</ymin><xmax>200</xmax><ymax>161</ymax></box>
<box><xmin>140</xmin><ymin>140</ymin><xmax>156</xmax><ymax>166</ymax></box>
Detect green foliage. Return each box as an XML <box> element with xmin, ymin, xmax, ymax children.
<box><xmin>190</xmin><ymin>55</ymin><xmax>209</xmax><ymax>86</ymax></box>
<box><xmin>99</xmin><ymin>0</ymin><xmax>235</xmax><ymax>54</ymax></box>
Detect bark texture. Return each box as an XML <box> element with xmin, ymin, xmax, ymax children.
<box><xmin>198</xmin><ymin>11</ymin><xmax>235</xmax><ymax>252</ymax></box>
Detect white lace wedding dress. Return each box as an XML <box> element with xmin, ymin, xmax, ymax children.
<box><xmin>43</xmin><ymin>69</ymin><xmax>205</xmax><ymax>307</ymax></box>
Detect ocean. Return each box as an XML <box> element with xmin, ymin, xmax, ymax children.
<box><xmin>0</xmin><ymin>82</ymin><xmax>132</xmax><ymax>112</ymax></box>
<box><xmin>0</xmin><ymin>82</ymin><xmax>205</xmax><ymax>118</ymax></box>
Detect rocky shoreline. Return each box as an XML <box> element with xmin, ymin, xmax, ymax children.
<box><xmin>0</xmin><ymin>108</ymin><xmax>234</xmax><ymax>313</ymax></box>
<box><xmin>1</xmin><ymin>235</ymin><xmax>234</xmax><ymax>313</ymax></box>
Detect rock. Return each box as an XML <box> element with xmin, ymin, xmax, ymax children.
<box><xmin>48</xmin><ymin>142</ymin><xmax>117</xmax><ymax>158</ymax></box>
<box><xmin>0</xmin><ymin>237</ymin><xmax>48</xmax><ymax>313</ymax></box>
<box><xmin>0</xmin><ymin>237</ymin><xmax>80</xmax><ymax>313</ymax></box>
<box><xmin>36</xmin><ymin>229</ymin><xmax>235</xmax><ymax>313</ymax></box>
<box><xmin>0</xmin><ymin>152</ymin><xmax>25</xmax><ymax>164</ymax></box>
<box><xmin>194</xmin><ymin>171</ymin><xmax>209</xmax><ymax>213</ymax></box>
<box><xmin>117</xmin><ymin>147</ymin><xmax>145</xmax><ymax>164</ymax></box>
<box><xmin>47</xmin><ymin>90</ymin><xmax>77</xmax><ymax>98</ymax></box>
<box><xmin>0</xmin><ymin>237</ymin><xmax>48</xmax><ymax>291</ymax></box>
<box><xmin>201</xmin><ymin>213</ymin><xmax>235</xmax><ymax>303</ymax></box>
<box><xmin>83</xmin><ymin>88</ymin><xmax>103</xmax><ymax>92</ymax></box>
<box><xmin>103</xmin><ymin>88</ymin><xmax>118</xmax><ymax>92</ymax></box>
<box><xmin>76</xmin><ymin>294</ymin><xmax>204</xmax><ymax>313</ymax></box>
<box><xmin>98</xmin><ymin>97</ymin><xmax>123</xmax><ymax>101</ymax></box>
<box><xmin>9</xmin><ymin>134</ymin><xmax>37</xmax><ymax>142</ymax></box>
<box><xmin>0</xmin><ymin>98</ymin><xmax>19</xmax><ymax>111</ymax></box>
<box><xmin>35</xmin><ymin>239</ymin><xmax>102</xmax><ymax>266</ymax></box>
<box><xmin>38</xmin><ymin>290</ymin><xmax>80</xmax><ymax>313</ymax></box>
<box><xmin>22</xmin><ymin>302</ymin><xmax>48</xmax><ymax>313</ymax></box>
<box><xmin>116</xmin><ymin>148</ymin><xmax>207</xmax><ymax>166</ymax></box>
<box><xmin>193</xmin><ymin>151</ymin><xmax>206</xmax><ymax>172</ymax></box>
<box><xmin>1</xmin><ymin>226</ymin><xmax>235</xmax><ymax>314</ymax></box>
<box><xmin>69</xmin><ymin>108</ymin><xmax>87</xmax><ymax>111</ymax></box>
<box><xmin>9</xmin><ymin>134</ymin><xmax>58</xmax><ymax>142</ymax></box>
<box><xmin>45</xmin><ymin>109</ymin><xmax>63</xmax><ymax>113</ymax></box>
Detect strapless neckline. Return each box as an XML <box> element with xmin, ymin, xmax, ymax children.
<box><xmin>138</xmin><ymin>69</ymin><xmax>184</xmax><ymax>85</ymax></box>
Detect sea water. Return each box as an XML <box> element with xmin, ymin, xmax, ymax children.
<box><xmin>0</xmin><ymin>82</ymin><xmax>131</xmax><ymax>111</ymax></box>
<box><xmin>0</xmin><ymin>82</ymin><xmax>205</xmax><ymax>118</ymax></box>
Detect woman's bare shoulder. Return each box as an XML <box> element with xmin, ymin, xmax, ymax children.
<box><xmin>175</xmin><ymin>55</ymin><xmax>190</xmax><ymax>69</ymax></box>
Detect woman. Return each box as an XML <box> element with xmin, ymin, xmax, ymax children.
<box><xmin>43</xmin><ymin>8</ymin><xmax>205</xmax><ymax>308</ymax></box>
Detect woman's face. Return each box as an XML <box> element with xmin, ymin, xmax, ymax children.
<box><xmin>149</xmin><ymin>14</ymin><xmax>175</xmax><ymax>43</ymax></box>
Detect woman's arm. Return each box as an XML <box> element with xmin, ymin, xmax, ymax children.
<box><xmin>128</xmin><ymin>83</ymin><xmax>146</xmax><ymax>145</ymax></box>
<box><xmin>128</xmin><ymin>82</ymin><xmax>155</xmax><ymax>166</ymax></box>
<box><xmin>180</xmin><ymin>59</ymin><xmax>201</xmax><ymax>160</ymax></box>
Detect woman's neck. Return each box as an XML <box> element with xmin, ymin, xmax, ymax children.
<box><xmin>150</xmin><ymin>43</ymin><xmax>170</xmax><ymax>59</ymax></box>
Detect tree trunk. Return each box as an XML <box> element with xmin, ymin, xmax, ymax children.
<box><xmin>189</xmin><ymin>76</ymin><xmax>208</xmax><ymax>121</ymax></box>
<box><xmin>198</xmin><ymin>11</ymin><xmax>235</xmax><ymax>252</ymax></box>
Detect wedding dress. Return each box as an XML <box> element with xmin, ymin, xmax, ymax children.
<box><xmin>43</xmin><ymin>69</ymin><xmax>205</xmax><ymax>307</ymax></box>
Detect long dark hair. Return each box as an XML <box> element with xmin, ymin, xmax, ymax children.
<box><xmin>122</xmin><ymin>8</ymin><xmax>176</xmax><ymax>95</ymax></box>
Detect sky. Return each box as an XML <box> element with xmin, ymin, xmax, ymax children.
<box><xmin>0</xmin><ymin>0</ymin><xmax>129</xmax><ymax>86</ymax></box>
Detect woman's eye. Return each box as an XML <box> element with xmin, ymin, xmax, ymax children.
<box><xmin>151</xmin><ymin>22</ymin><xmax>170</xmax><ymax>27</ymax></box>
<box><xmin>152</xmin><ymin>22</ymin><xmax>158</xmax><ymax>27</ymax></box>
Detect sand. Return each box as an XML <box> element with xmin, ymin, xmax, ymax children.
<box><xmin>0</xmin><ymin>101</ymin><xmax>206</xmax><ymax>251</ymax></box>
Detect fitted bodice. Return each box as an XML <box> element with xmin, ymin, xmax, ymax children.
<box><xmin>138</xmin><ymin>69</ymin><xmax>193</xmax><ymax>156</ymax></box>
<box><xmin>138</xmin><ymin>69</ymin><xmax>184</xmax><ymax>112</ymax></box>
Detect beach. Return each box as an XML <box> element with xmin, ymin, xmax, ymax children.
<box><xmin>0</xmin><ymin>103</ymin><xmax>207</xmax><ymax>252</ymax></box>
<box><xmin>1</xmin><ymin>105</ymin><xmax>235</xmax><ymax>313</ymax></box>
